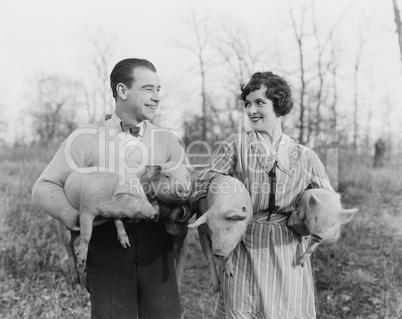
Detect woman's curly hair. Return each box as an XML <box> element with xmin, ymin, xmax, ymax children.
<box><xmin>239</xmin><ymin>71</ymin><xmax>293</xmax><ymax>117</ymax></box>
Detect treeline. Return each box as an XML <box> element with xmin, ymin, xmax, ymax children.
<box><xmin>6</xmin><ymin>1</ymin><xmax>402</xmax><ymax>163</ymax></box>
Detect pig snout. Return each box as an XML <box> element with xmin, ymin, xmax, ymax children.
<box><xmin>123</xmin><ymin>196</ymin><xmax>159</xmax><ymax>221</ymax></box>
<box><xmin>140</xmin><ymin>206</ymin><xmax>158</xmax><ymax>220</ymax></box>
<box><xmin>175</xmin><ymin>183</ymin><xmax>191</xmax><ymax>200</ymax></box>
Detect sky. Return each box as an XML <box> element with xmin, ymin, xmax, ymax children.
<box><xmin>1</xmin><ymin>0</ymin><xmax>401</xmax><ymax>145</ymax></box>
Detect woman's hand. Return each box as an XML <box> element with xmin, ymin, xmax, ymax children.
<box><xmin>287</xmin><ymin>210</ymin><xmax>310</xmax><ymax>236</ymax></box>
<box><xmin>197</xmin><ymin>197</ymin><xmax>209</xmax><ymax>217</ymax></box>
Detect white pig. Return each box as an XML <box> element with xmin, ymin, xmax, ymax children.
<box><xmin>294</xmin><ymin>188</ymin><xmax>358</xmax><ymax>266</ymax></box>
<box><xmin>59</xmin><ymin>170</ymin><xmax>158</xmax><ymax>285</ymax></box>
<box><xmin>140</xmin><ymin>161</ymin><xmax>193</xmax><ymax>289</ymax></box>
<box><xmin>188</xmin><ymin>175</ymin><xmax>253</xmax><ymax>293</ymax></box>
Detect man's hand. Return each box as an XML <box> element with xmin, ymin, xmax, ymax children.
<box><xmin>287</xmin><ymin>210</ymin><xmax>310</xmax><ymax>236</ymax></box>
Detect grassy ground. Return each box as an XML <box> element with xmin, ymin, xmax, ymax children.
<box><xmin>0</xmin><ymin>146</ymin><xmax>401</xmax><ymax>318</ymax></box>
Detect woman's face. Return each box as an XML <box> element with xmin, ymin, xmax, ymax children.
<box><xmin>245</xmin><ymin>87</ymin><xmax>280</xmax><ymax>131</ymax></box>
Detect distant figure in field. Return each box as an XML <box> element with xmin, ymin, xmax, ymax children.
<box><xmin>373</xmin><ymin>138</ymin><xmax>386</xmax><ymax>168</ymax></box>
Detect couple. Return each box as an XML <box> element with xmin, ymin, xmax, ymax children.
<box><xmin>32</xmin><ymin>58</ymin><xmax>333</xmax><ymax>319</ymax></box>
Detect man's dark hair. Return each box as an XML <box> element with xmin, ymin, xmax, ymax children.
<box><xmin>110</xmin><ymin>58</ymin><xmax>157</xmax><ymax>99</ymax></box>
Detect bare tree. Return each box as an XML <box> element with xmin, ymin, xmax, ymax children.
<box><xmin>364</xmin><ymin>76</ymin><xmax>374</xmax><ymax>149</ymax></box>
<box><xmin>392</xmin><ymin>0</ymin><xmax>402</xmax><ymax>65</ymax></box>
<box><xmin>214</xmin><ymin>24</ymin><xmax>259</xmax><ymax>86</ymax></box>
<box><xmin>290</xmin><ymin>3</ymin><xmax>308</xmax><ymax>144</ymax></box>
<box><xmin>82</xmin><ymin>31</ymin><xmax>116</xmax><ymax>122</ymax></box>
<box><xmin>213</xmin><ymin>24</ymin><xmax>263</xmax><ymax>133</ymax></box>
<box><xmin>29</xmin><ymin>74</ymin><xmax>82</xmax><ymax>145</ymax></box>
<box><xmin>353</xmin><ymin>24</ymin><xmax>371</xmax><ymax>148</ymax></box>
<box><xmin>179</xmin><ymin>11</ymin><xmax>217</xmax><ymax>142</ymax></box>
<box><xmin>311</xmin><ymin>2</ymin><xmax>346</xmax><ymax>137</ymax></box>
<box><xmin>329</xmin><ymin>39</ymin><xmax>340</xmax><ymax>127</ymax></box>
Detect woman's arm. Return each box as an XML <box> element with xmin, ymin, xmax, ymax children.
<box><xmin>306</xmin><ymin>149</ymin><xmax>334</xmax><ymax>191</ymax></box>
<box><xmin>190</xmin><ymin>136</ymin><xmax>237</xmax><ymax>214</ymax></box>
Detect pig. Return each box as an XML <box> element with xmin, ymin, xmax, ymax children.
<box><xmin>294</xmin><ymin>188</ymin><xmax>358</xmax><ymax>266</ymax></box>
<box><xmin>139</xmin><ymin>161</ymin><xmax>193</xmax><ymax>288</ymax></box>
<box><xmin>188</xmin><ymin>175</ymin><xmax>253</xmax><ymax>293</ymax></box>
<box><xmin>59</xmin><ymin>170</ymin><xmax>158</xmax><ymax>285</ymax></box>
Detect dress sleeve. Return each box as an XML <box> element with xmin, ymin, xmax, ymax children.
<box><xmin>189</xmin><ymin>136</ymin><xmax>237</xmax><ymax>212</ymax></box>
<box><xmin>305</xmin><ymin>149</ymin><xmax>334</xmax><ymax>191</ymax></box>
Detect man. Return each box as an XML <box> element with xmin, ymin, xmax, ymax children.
<box><xmin>32</xmin><ymin>58</ymin><xmax>185</xmax><ymax>318</ymax></box>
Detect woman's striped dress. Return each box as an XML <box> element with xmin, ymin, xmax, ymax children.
<box><xmin>190</xmin><ymin>131</ymin><xmax>334</xmax><ymax>319</ymax></box>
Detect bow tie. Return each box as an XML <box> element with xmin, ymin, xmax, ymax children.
<box><xmin>120</xmin><ymin>122</ymin><xmax>142</xmax><ymax>137</ymax></box>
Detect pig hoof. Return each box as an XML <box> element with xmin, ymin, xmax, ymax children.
<box><xmin>118</xmin><ymin>235</ymin><xmax>131</xmax><ymax>248</ymax></box>
<box><xmin>77</xmin><ymin>263</ymin><xmax>86</xmax><ymax>275</ymax></box>
<box><xmin>76</xmin><ymin>252</ymin><xmax>87</xmax><ymax>265</ymax></box>
<box><xmin>120</xmin><ymin>242</ymin><xmax>131</xmax><ymax>248</ymax></box>
<box><xmin>224</xmin><ymin>263</ymin><xmax>234</xmax><ymax>278</ymax></box>
<box><xmin>71</xmin><ymin>273</ymin><xmax>80</xmax><ymax>286</ymax></box>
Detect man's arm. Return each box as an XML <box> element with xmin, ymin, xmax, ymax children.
<box><xmin>32</xmin><ymin>141</ymin><xmax>81</xmax><ymax>231</ymax></box>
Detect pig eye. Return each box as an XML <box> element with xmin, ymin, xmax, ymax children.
<box><xmin>242</xmin><ymin>207</ymin><xmax>247</xmax><ymax>212</ymax></box>
<box><xmin>164</xmin><ymin>175</ymin><xmax>171</xmax><ymax>180</ymax></box>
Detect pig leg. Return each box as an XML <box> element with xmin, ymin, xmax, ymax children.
<box><xmin>174</xmin><ymin>231</ymin><xmax>188</xmax><ymax>292</ymax></box>
<box><xmin>198</xmin><ymin>224</ymin><xmax>220</xmax><ymax>293</ymax></box>
<box><xmin>76</xmin><ymin>210</ymin><xmax>95</xmax><ymax>268</ymax></box>
<box><xmin>298</xmin><ymin>238</ymin><xmax>320</xmax><ymax>267</ymax></box>
<box><xmin>114</xmin><ymin>219</ymin><xmax>130</xmax><ymax>248</ymax></box>
<box><xmin>149</xmin><ymin>198</ymin><xmax>160</xmax><ymax>222</ymax></box>
<box><xmin>57</xmin><ymin>221</ymin><xmax>80</xmax><ymax>286</ymax></box>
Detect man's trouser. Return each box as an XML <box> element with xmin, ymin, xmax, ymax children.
<box><xmin>86</xmin><ymin>220</ymin><xmax>181</xmax><ymax>319</ymax></box>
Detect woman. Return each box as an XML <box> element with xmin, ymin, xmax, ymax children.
<box><xmin>190</xmin><ymin>71</ymin><xmax>334</xmax><ymax>318</ymax></box>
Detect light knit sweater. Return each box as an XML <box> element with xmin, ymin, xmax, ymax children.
<box><xmin>31</xmin><ymin>115</ymin><xmax>186</xmax><ymax>230</ymax></box>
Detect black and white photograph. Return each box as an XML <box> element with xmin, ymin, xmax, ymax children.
<box><xmin>1</xmin><ymin>0</ymin><xmax>401</xmax><ymax>318</ymax></box>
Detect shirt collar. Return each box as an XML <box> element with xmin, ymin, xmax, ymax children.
<box><xmin>111</xmin><ymin>112</ymin><xmax>145</xmax><ymax>137</ymax></box>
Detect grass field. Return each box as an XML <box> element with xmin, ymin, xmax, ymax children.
<box><xmin>0</xmin><ymin>145</ymin><xmax>401</xmax><ymax>318</ymax></box>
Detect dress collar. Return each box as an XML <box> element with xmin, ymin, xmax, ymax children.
<box><xmin>248</xmin><ymin>130</ymin><xmax>294</xmax><ymax>176</ymax></box>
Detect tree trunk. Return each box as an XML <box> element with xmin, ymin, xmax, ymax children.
<box><xmin>392</xmin><ymin>0</ymin><xmax>402</xmax><ymax>64</ymax></box>
<box><xmin>353</xmin><ymin>62</ymin><xmax>359</xmax><ymax>149</ymax></box>
<box><xmin>290</xmin><ymin>7</ymin><xmax>307</xmax><ymax>144</ymax></box>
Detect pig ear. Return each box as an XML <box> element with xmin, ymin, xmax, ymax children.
<box><xmin>308</xmin><ymin>194</ymin><xmax>321</xmax><ymax>208</ymax></box>
<box><xmin>188</xmin><ymin>213</ymin><xmax>208</xmax><ymax>228</ymax></box>
<box><xmin>144</xmin><ymin>165</ymin><xmax>162</xmax><ymax>181</ymax></box>
<box><xmin>225</xmin><ymin>210</ymin><xmax>247</xmax><ymax>221</ymax></box>
<box><xmin>113</xmin><ymin>182</ymin><xmax>130</xmax><ymax>201</ymax></box>
<box><xmin>339</xmin><ymin>208</ymin><xmax>358</xmax><ymax>224</ymax></box>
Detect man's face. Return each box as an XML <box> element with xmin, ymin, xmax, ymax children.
<box><xmin>124</xmin><ymin>68</ymin><xmax>161</xmax><ymax>123</ymax></box>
